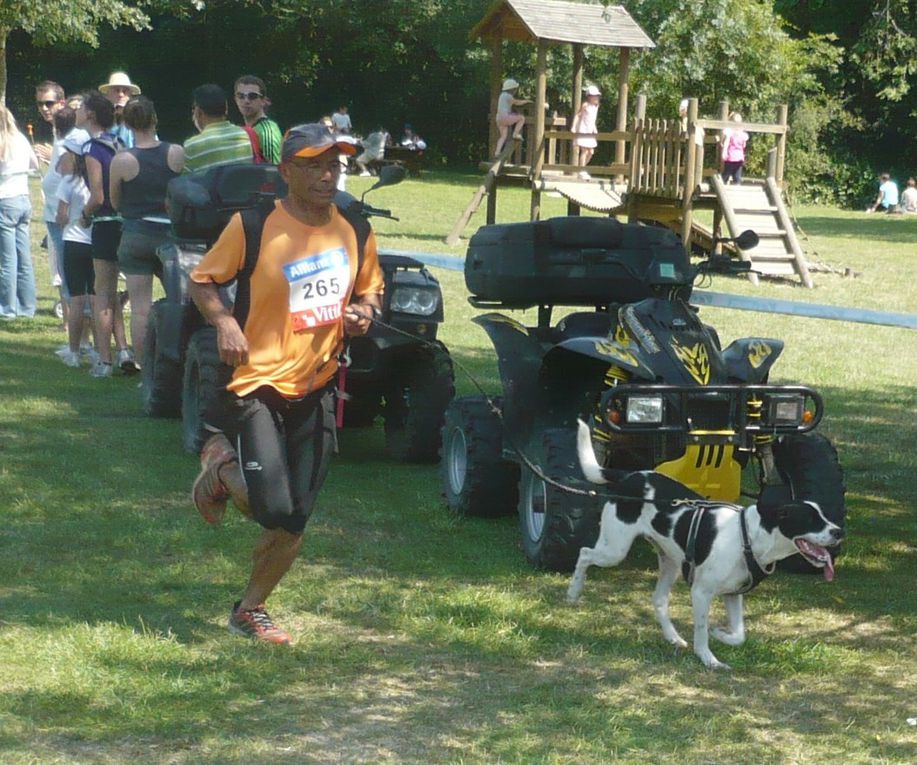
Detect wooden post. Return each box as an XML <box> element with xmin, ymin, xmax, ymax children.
<box><xmin>615</xmin><ymin>47</ymin><xmax>630</xmax><ymax>181</ymax></box>
<box><xmin>775</xmin><ymin>104</ymin><xmax>788</xmax><ymax>185</ymax></box>
<box><xmin>680</xmin><ymin>98</ymin><xmax>699</xmax><ymax>256</ymax></box>
<box><xmin>627</xmin><ymin>96</ymin><xmax>645</xmax><ymax>223</ymax></box>
<box><xmin>488</xmin><ymin>38</ymin><xmax>503</xmax><ymax>158</ymax></box>
<box><xmin>530</xmin><ymin>40</ymin><xmax>548</xmax><ymax>221</ymax></box>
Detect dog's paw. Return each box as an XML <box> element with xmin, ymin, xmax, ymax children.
<box><xmin>697</xmin><ymin>652</ymin><xmax>732</xmax><ymax>670</ymax></box>
<box><xmin>711</xmin><ymin>628</ymin><xmax>745</xmax><ymax>646</ymax></box>
<box><xmin>666</xmin><ymin>634</ymin><xmax>689</xmax><ymax>649</ymax></box>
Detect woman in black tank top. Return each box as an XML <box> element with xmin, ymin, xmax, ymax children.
<box><xmin>109</xmin><ymin>96</ymin><xmax>185</xmax><ymax>371</ymax></box>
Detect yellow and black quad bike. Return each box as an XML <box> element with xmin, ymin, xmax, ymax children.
<box><xmin>440</xmin><ymin>216</ymin><xmax>845</xmax><ymax>572</ymax></box>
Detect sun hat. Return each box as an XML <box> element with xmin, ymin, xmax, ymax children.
<box><xmin>501</xmin><ymin>78</ymin><xmax>519</xmax><ymax>91</ymax></box>
<box><xmin>99</xmin><ymin>72</ymin><xmax>141</xmax><ymax>96</ymax></box>
<box><xmin>281</xmin><ymin>123</ymin><xmax>358</xmax><ymax>162</ymax></box>
<box><xmin>584</xmin><ymin>85</ymin><xmax>602</xmax><ymax>97</ymax></box>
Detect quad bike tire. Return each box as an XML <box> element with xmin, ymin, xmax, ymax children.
<box><xmin>141</xmin><ymin>299</ymin><xmax>183</xmax><ymax>418</ymax></box>
<box><xmin>440</xmin><ymin>396</ymin><xmax>519</xmax><ymax>518</ymax></box>
<box><xmin>383</xmin><ymin>341</ymin><xmax>455</xmax><ymax>463</ymax></box>
<box><xmin>182</xmin><ymin>327</ymin><xmax>223</xmax><ymax>454</ymax></box>
<box><xmin>772</xmin><ymin>432</ymin><xmax>846</xmax><ymax>574</ymax></box>
<box><xmin>518</xmin><ymin>428</ymin><xmax>601</xmax><ymax>571</ymax></box>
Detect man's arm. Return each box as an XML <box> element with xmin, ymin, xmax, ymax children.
<box><xmin>189</xmin><ymin>281</ymin><xmax>250</xmax><ymax>367</ymax></box>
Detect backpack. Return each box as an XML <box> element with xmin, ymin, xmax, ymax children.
<box><xmin>233</xmin><ymin>200</ymin><xmax>371</xmax><ymax>330</ymax></box>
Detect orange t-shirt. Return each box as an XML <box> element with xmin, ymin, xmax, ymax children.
<box><xmin>190</xmin><ymin>201</ymin><xmax>384</xmax><ymax>398</ymax></box>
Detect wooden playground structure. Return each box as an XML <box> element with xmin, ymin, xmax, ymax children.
<box><xmin>449</xmin><ymin>0</ymin><xmax>813</xmax><ymax>288</ymax></box>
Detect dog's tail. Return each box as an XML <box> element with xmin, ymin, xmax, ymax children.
<box><xmin>577</xmin><ymin>419</ymin><xmax>609</xmax><ymax>484</ymax></box>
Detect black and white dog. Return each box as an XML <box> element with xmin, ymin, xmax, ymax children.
<box><xmin>566</xmin><ymin>420</ymin><xmax>844</xmax><ymax>669</ymax></box>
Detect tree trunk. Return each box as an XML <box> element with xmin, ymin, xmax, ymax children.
<box><xmin>0</xmin><ymin>29</ymin><xmax>8</xmax><ymax>104</ymax></box>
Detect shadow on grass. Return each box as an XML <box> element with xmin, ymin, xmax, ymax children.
<box><xmin>799</xmin><ymin>215</ymin><xmax>917</xmax><ymax>244</ymax></box>
<box><xmin>0</xmin><ymin>335</ymin><xmax>914</xmax><ymax>761</ymax></box>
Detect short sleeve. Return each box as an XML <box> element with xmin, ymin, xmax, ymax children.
<box><xmin>190</xmin><ymin>212</ymin><xmax>247</xmax><ymax>285</ymax></box>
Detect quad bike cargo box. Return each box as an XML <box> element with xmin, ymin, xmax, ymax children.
<box><xmin>465</xmin><ymin>217</ymin><xmax>690</xmax><ymax>306</ymax></box>
<box><xmin>165</xmin><ymin>164</ymin><xmax>287</xmax><ymax>243</ymax></box>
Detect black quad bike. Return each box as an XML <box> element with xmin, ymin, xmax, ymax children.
<box><xmin>440</xmin><ymin>216</ymin><xmax>845</xmax><ymax>572</ymax></box>
<box><xmin>142</xmin><ymin>163</ymin><xmax>454</xmax><ymax>462</ymax></box>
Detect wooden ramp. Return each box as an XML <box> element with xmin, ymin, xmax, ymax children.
<box><xmin>535</xmin><ymin>177</ymin><xmax>625</xmax><ymax>213</ymax></box>
<box><xmin>445</xmin><ymin>144</ymin><xmax>516</xmax><ymax>245</ymax></box>
<box><xmin>711</xmin><ymin>176</ymin><xmax>813</xmax><ymax>288</ymax></box>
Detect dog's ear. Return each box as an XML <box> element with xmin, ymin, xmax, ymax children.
<box><xmin>758</xmin><ymin>484</ymin><xmax>793</xmax><ymax>515</ymax></box>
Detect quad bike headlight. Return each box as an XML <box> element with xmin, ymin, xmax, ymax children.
<box><xmin>390</xmin><ymin>286</ymin><xmax>439</xmax><ymax>316</ymax></box>
<box><xmin>769</xmin><ymin>395</ymin><xmax>805</xmax><ymax>426</ymax></box>
<box><xmin>626</xmin><ymin>395</ymin><xmax>664</xmax><ymax>424</ymax></box>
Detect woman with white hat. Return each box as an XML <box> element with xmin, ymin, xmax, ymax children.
<box><xmin>99</xmin><ymin>71</ymin><xmax>141</xmax><ymax>149</ymax></box>
<box><xmin>571</xmin><ymin>84</ymin><xmax>601</xmax><ymax>177</ymax></box>
<box><xmin>494</xmin><ymin>77</ymin><xmax>530</xmax><ymax>157</ymax></box>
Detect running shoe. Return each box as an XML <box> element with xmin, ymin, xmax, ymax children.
<box><xmin>228</xmin><ymin>601</ymin><xmax>291</xmax><ymax>645</ymax></box>
<box><xmin>89</xmin><ymin>361</ymin><xmax>113</xmax><ymax>378</ymax></box>
<box><xmin>58</xmin><ymin>349</ymin><xmax>80</xmax><ymax>368</ymax></box>
<box><xmin>117</xmin><ymin>347</ymin><xmax>140</xmax><ymax>375</ymax></box>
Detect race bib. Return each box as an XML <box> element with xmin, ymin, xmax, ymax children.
<box><xmin>283</xmin><ymin>247</ymin><xmax>351</xmax><ymax>331</ymax></box>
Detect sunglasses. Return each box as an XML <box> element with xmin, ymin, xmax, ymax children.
<box><xmin>36</xmin><ymin>100</ymin><xmax>58</xmax><ymax>108</ymax></box>
<box><xmin>235</xmin><ymin>92</ymin><xmax>263</xmax><ymax>101</ymax></box>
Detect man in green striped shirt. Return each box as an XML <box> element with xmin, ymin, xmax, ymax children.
<box><xmin>234</xmin><ymin>75</ymin><xmax>282</xmax><ymax>165</ymax></box>
<box><xmin>184</xmin><ymin>84</ymin><xmax>254</xmax><ymax>173</ymax></box>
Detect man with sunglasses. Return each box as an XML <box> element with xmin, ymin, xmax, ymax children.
<box><xmin>233</xmin><ymin>75</ymin><xmax>282</xmax><ymax>164</ymax></box>
<box><xmin>33</xmin><ymin>81</ymin><xmax>67</xmax><ymax>164</ymax></box>
<box><xmin>188</xmin><ymin>123</ymin><xmax>381</xmax><ymax>644</ymax></box>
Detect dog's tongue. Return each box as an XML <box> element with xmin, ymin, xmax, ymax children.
<box><xmin>823</xmin><ymin>555</ymin><xmax>835</xmax><ymax>582</ymax></box>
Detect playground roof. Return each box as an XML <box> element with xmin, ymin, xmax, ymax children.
<box><xmin>471</xmin><ymin>0</ymin><xmax>655</xmax><ymax>49</ymax></box>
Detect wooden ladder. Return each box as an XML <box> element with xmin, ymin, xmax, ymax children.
<box><xmin>711</xmin><ymin>175</ymin><xmax>813</xmax><ymax>288</ymax></box>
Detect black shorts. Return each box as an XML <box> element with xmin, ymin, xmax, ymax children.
<box><xmin>62</xmin><ymin>240</ymin><xmax>95</xmax><ymax>297</ymax></box>
<box><xmin>91</xmin><ymin>219</ymin><xmax>122</xmax><ymax>263</ymax></box>
<box><xmin>221</xmin><ymin>385</ymin><xmax>337</xmax><ymax>534</ymax></box>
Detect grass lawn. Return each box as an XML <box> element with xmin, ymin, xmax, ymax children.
<box><xmin>0</xmin><ymin>171</ymin><xmax>914</xmax><ymax>764</ymax></box>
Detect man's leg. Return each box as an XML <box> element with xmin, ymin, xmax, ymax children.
<box><xmin>238</xmin><ymin>527</ymin><xmax>304</xmax><ymax>611</ymax></box>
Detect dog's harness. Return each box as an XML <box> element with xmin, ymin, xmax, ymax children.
<box><xmin>676</xmin><ymin>499</ymin><xmax>774</xmax><ymax>594</ymax></box>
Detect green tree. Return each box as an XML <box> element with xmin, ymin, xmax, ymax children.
<box><xmin>0</xmin><ymin>0</ymin><xmax>153</xmax><ymax>100</ymax></box>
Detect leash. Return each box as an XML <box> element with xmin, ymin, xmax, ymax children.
<box><xmin>357</xmin><ymin>308</ymin><xmax>612</xmax><ymax>499</ymax></box>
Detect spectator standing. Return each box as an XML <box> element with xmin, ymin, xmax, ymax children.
<box><xmin>37</xmin><ymin>86</ymin><xmax>71</xmax><ymax>327</ymax></box>
<box><xmin>188</xmin><ymin>123</ymin><xmax>380</xmax><ymax>644</ymax></box>
<box><xmin>234</xmin><ymin>75</ymin><xmax>282</xmax><ymax>164</ymax></box>
<box><xmin>55</xmin><ymin>133</ymin><xmax>97</xmax><ymax>367</ymax></box>
<box><xmin>99</xmin><ymin>72</ymin><xmax>141</xmax><ymax>149</ymax></box>
<box><xmin>494</xmin><ymin>78</ymin><xmax>530</xmax><ymax>156</ymax></box>
<box><xmin>77</xmin><ymin>90</ymin><xmax>134</xmax><ymax>377</ymax></box>
<box><xmin>901</xmin><ymin>177</ymin><xmax>917</xmax><ymax>213</ymax></box>
<box><xmin>0</xmin><ymin>104</ymin><xmax>39</xmax><ymax>320</ymax></box>
<box><xmin>184</xmin><ymin>84</ymin><xmax>255</xmax><ymax>173</ymax></box>
<box><xmin>355</xmin><ymin>129</ymin><xmax>390</xmax><ymax>176</ymax></box>
<box><xmin>867</xmin><ymin>173</ymin><xmax>900</xmax><ymax>213</ymax></box>
<box><xmin>571</xmin><ymin>84</ymin><xmax>601</xmax><ymax>177</ymax></box>
<box><xmin>109</xmin><ymin>96</ymin><xmax>185</xmax><ymax>368</ymax></box>
<box><xmin>720</xmin><ymin>112</ymin><xmax>749</xmax><ymax>185</ymax></box>
<box><xmin>331</xmin><ymin>105</ymin><xmax>353</xmax><ymax>135</ymax></box>
<box><xmin>33</xmin><ymin>80</ymin><xmax>67</xmax><ymax>165</ymax></box>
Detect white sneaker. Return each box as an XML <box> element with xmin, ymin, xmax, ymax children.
<box><xmin>89</xmin><ymin>360</ymin><xmax>113</xmax><ymax>378</ymax></box>
<box><xmin>80</xmin><ymin>345</ymin><xmax>100</xmax><ymax>365</ymax></box>
<box><xmin>117</xmin><ymin>347</ymin><xmax>140</xmax><ymax>375</ymax></box>
<box><xmin>58</xmin><ymin>349</ymin><xmax>81</xmax><ymax>368</ymax></box>
<box><xmin>359</xmin><ymin>171</ymin><xmax>371</xmax><ymax>177</ymax></box>
<box><xmin>578</xmin><ymin>170</ymin><xmax>591</xmax><ymax>180</ymax></box>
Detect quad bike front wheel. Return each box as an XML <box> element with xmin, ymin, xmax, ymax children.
<box><xmin>383</xmin><ymin>341</ymin><xmax>455</xmax><ymax>463</ymax></box>
<box><xmin>182</xmin><ymin>327</ymin><xmax>225</xmax><ymax>454</ymax></box>
<box><xmin>440</xmin><ymin>395</ymin><xmax>519</xmax><ymax>518</ymax></box>
<box><xmin>772</xmin><ymin>432</ymin><xmax>847</xmax><ymax>574</ymax></box>
<box><xmin>518</xmin><ymin>428</ymin><xmax>601</xmax><ymax>571</ymax></box>
<box><xmin>140</xmin><ymin>299</ymin><xmax>183</xmax><ymax>418</ymax></box>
